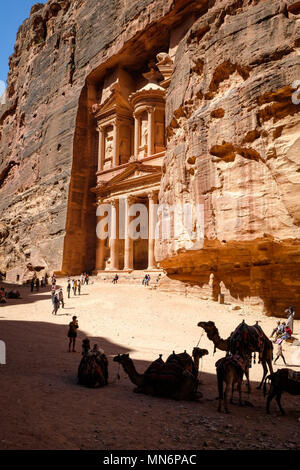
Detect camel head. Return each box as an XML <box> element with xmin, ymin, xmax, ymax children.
<box><xmin>113</xmin><ymin>353</ymin><xmax>131</xmax><ymax>364</ymax></box>
<box><xmin>192</xmin><ymin>347</ymin><xmax>209</xmax><ymax>359</ymax></box>
<box><xmin>198</xmin><ymin>321</ymin><xmax>216</xmax><ymax>331</ymax></box>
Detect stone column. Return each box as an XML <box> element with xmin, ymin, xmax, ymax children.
<box><xmin>147</xmin><ymin>191</ymin><xmax>158</xmax><ymax>270</ymax></box>
<box><xmin>147</xmin><ymin>107</ymin><xmax>154</xmax><ymax>157</ymax></box>
<box><xmin>134</xmin><ymin>113</ymin><xmax>140</xmax><ymax>159</ymax></box>
<box><xmin>97</xmin><ymin>126</ymin><xmax>105</xmax><ymax>172</ymax></box>
<box><xmin>124</xmin><ymin>195</ymin><xmax>134</xmax><ymax>271</ymax></box>
<box><xmin>112</xmin><ymin>119</ymin><xmax>119</xmax><ymax>167</ymax></box>
<box><xmin>110</xmin><ymin>199</ymin><xmax>119</xmax><ymax>270</ymax></box>
<box><xmin>95</xmin><ymin>238</ymin><xmax>105</xmax><ymax>271</ymax></box>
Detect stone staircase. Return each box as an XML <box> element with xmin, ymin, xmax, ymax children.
<box><xmin>95</xmin><ymin>270</ymin><xmax>164</xmax><ymax>285</ymax></box>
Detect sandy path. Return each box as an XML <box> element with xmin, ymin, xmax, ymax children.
<box><xmin>0</xmin><ymin>278</ymin><xmax>299</xmax><ymax>450</ymax></box>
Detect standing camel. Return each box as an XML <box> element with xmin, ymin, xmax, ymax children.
<box><xmin>198</xmin><ymin>320</ymin><xmax>273</xmax><ymax>389</ymax></box>
<box><xmin>216</xmin><ymin>354</ymin><xmax>247</xmax><ymax>413</ymax></box>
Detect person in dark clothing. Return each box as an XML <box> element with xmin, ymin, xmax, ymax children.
<box><xmin>77</xmin><ymin>280</ymin><xmax>81</xmax><ymax>295</ymax></box>
<box><xmin>35</xmin><ymin>278</ymin><xmax>40</xmax><ymax>292</ymax></box>
<box><xmin>67</xmin><ymin>282</ymin><xmax>71</xmax><ymax>299</ymax></box>
<box><xmin>112</xmin><ymin>274</ymin><xmax>119</xmax><ymax>284</ymax></box>
<box><xmin>52</xmin><ymin>294</ymin><xmax>60</xmax><ymax>315</ymax></box>
<box><xmin>85</xmin><ymin>274</ymin><xmax>89</xmax><ymax>285</ymax></box>
<box><xmin>68</xmin><ymin>316</ymin><xmax>79</xmax><ymax>352</ymax></box>
<box><xmin>30</xmin><ymin>278</ymin><xmax>35</xmax><ymax>293</ymax></box>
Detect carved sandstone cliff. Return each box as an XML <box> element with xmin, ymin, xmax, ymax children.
<box><xmin>156</xmin><ymin>0</ymin><xmax>300</xmax><ymax>315</ymax></box>
<box><xmin>0</xmin><ymin>0</ymin><xmax>299</xmax><ymax>315</ymax></box>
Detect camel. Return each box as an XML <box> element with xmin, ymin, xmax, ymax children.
<box><xmin>113</xmin><ymin>349</ymin><xmax>208</xmax><ymax>400</ymax></box>
<box><xmin>78</xmin><ymin>339</ymin><xmax>109</xmax><ymax>388</ymax></box>
<box><xmin>264</xmin><ymin>368</ymin><xmax>300</xmax><ymax>415</ymax></box>
<box><xmin>216</xmin><ymin>354</ymin><xmax>247</xmax><ymax>413</ymax></box>
<box><xmin>198</xmin><ymin>320</ymin><xmax>273</xmax><ymax>390</ymax></box>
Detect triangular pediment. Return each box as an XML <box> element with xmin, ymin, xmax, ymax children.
<box><xmin>93</xmin><ymin>85</ymin><xmax>132</xmax><ymax>119</ymax></box>
<box><xmin>106</xmin><ymin>163</ymin><xmax>161</xmax><ymax>186</ymax></box>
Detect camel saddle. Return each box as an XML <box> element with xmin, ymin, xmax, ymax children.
<box><xmin>287</xmin><ymin>369</ymin><xmax>300</xmax><ymax>383</ymax></box>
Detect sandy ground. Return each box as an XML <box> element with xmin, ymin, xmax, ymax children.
<box><xmin>0</xmin><ymin>278</ymin><xmax>300</xmax><ymax>450</ymax></box>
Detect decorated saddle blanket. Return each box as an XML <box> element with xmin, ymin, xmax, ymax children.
<box><xmin>288</xmin><ymin>369</ymin><xmax>300</xmax><ymax>383</ymax></box>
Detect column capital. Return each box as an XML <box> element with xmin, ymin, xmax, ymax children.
<box><xmin>125</xmin><ymin>194</ymin><xmax>135</xmax><ymax>204</ymax></box>
<box><xmin>148</xmin><ymin>191</ymin><xmax>158</xmax><ymax>202</ymax></box>
<box><xmin>146</xmin><ymin>106</ymin><xmax>155</xmax><ymax>114</ymax></box>
<box><xmin>111</xmin><ymin>198</ymin><xmax>119</xmax><ymax>208</ymax></box>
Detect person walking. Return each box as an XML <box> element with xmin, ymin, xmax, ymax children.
<box><xmin>72</xmin><ymin>279</ymin><xmax>75</xmax><ymax>295</ymax></box>
<box><xmin>67</xmin><ymin>281</ymin><xmax>71</xmax><ymax>299</ymax></box>
<box><xmin>274</xmin><ymin>339</ymin><xmax>286</xmax><ymax>365</ymax></box>
<box><xmin>74</xmin><ymin>279</ymin><xmax>77</xmax><ymax>296</ymax></box>
<box><xmin>58</xmin><ymin>288</ymin><xmax>64</xmax><ymax>308</ymax></box>
<box><xmin>85</xmin><ymin>274</ymin><xmax>89</xmax><ymax>285</ymax></box>
<box><xmin>286</xmin><ymin>306</ymin><xmax>295</xmax><ymax>333</ymax></box>
<box><xmin>52</xmin><ymin>293</ymin><xmax>60</xmax><ymax>315</ymax></box>
<box><xmin>30</xmin><ymin>278</ymin><xmax>35</xmax><ymax>293</ymax></box>
<box><xmin>67</xmin><ymin>316</ymin><xmax>79</xmax><ymax>352</ymax></box>
<box><xmin>77</xmin><ymin>280</ymin><xmax>81</xmax><ymax>295</ymax></box>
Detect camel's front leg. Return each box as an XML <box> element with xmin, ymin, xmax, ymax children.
<box><xmin>245</xmin><ymin>367</ymin><xmax>251</xmax><ymax>393</ymax></box>
<box><xmin>224</xmin><ymin>381</ymin><xmax>230</xmax><ymax>413</ymax></box>
<box><xmin>238</xmin><ymin>380</ymin><xmax>243</xmax><ymax>406</ymax></box>
<box><xmin>257</xmin><ymin>361</ymin><xmax>268</xmax><ymax>390</ymax></box>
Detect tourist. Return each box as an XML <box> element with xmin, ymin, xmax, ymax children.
<box><xmin>77</xmin><ymin>280</ymin><xmax>81</xmax><ymax>295</ymax></box>
<box><xmin>85</xmin><ymin>274</ymin><xmax>89</xmax><ymax>285</ymax></box>
<box><xmin>35</xmin><ymin>278</ymin><xmax>40</xmax><ymax>292</ymax></box>
<box><xmin>112</xmin><ymin>274</ymin><xmax>119</xmax><ymax>284</ymax></box>
<box><xmin>67</xmin><ymin>316</ymin><xmax>79</xmax><ymax>352</ymax></box>
<box><xmin>286</xmin><ymin>306</ymin><xmax>295</xmax><ymax>333</ymax></box>
<box><xmin>145</xmin><ymin>274</ymin><xmax>150</xmax><ymax>286</ymax></box>
<box><xmin>81</xmin><ymin>273</ymin><xmax>85</xmax><ymax>285</ymax></box>
<box><xmin>274</xmin><ymin>339</ymin><xmax>286</xmax><ymax>365</ymax></box>
<box><xmin>74</xmin><ymin>279</ymin><xmax>77</xmax><ymax>296</ymax></box>
<box><xmin>30</xmin><ymin>278</ymin><xmax>35</xmax><ymax>293</ymax></box>
<box><xmin>72</xmin><ymin>279</ymin><xmax>75</xmax><ymax>295</ymax></box>
<box><xmin>282</xmin><ymin>325</ymin><xmax>292</xmax><ymax>341</ymax></box>
<box><xmin>67</xmin><ymin>281</ymin><xmax>71</xmax><ymax>299</ymax></box>
<box><xmin>52</xmin><ymin>293</ymin><xmax>60</xmax><ymax>315</ymax></box>
<box><xmin>270</xmin><ymin>321</ymin><xmax>285</xmax><ymax>340</ymax></box>
<box><xmin>58</xmin><ymin>288</ymin><xmax>64</xmax><ymax>308</ymax></box>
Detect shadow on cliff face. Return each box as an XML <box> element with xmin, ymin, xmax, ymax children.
<box><xmin>161</xmin><ymin>241</ymin><xmax>300</xmax><ymax>318</ymax></box>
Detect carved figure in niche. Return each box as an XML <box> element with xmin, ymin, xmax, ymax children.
<box><xmin>141</xmin><ymin>119</ymin><xmax>148</xmax><ymax>149</ymax></box>
<box><xmin>105</xmin><ymin>131</ymin><xmax>113</xmax><ymax>160</ymax></box>
<box><xmin>120</xmin><ymin>137</ymin><xmax>129</xmax><ymax>164</ymax></box>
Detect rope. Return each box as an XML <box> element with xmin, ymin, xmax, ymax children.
<box><xmin>196</xmin><ymin>331</ymin><xmax>204</xmax><ymax>348</ymax></box>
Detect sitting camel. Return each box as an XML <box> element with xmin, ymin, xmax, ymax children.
<box><xmin>264</xmin><ymin>368</ymin><xmax>300</xmax><ymax>415</ymax></box>
<box><xmin>216</xmin><ymin>354</ymin><xmax>247</xmax><ymax>413</ymax></box>
<box><xmin>198</xmin><ymin>320</ymin><xmax>273</xmax><ymax>390</ymax></box>
<box><xmin>78</xmin><ymin>339</ymin><xmax>108</xmax><ymax>388</ymax></box>
<box><xmin>113</xmin><ymin>349</ymin><xmax>208</xmax><ymax>401</ymax></box>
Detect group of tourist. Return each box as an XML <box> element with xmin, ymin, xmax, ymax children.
<box><xmin>30</xmin><ymin>274</ymin><xmax>49</xmax><ymax>293</ymax></box>
<box><xmin>270</xmin><ymin>306</ymin><xmax>295</xmax><ymax>365</ymax></box>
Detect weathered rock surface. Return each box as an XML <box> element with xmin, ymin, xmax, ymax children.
<box><xmin>156</xmin><ymin>0</ymin><xmax>300</xmax><ymax>316</ymax></box>
<box><xmin>0</xmin><ymin>0</ymin><xmax>299</xmax><ymax>315</ymax></box>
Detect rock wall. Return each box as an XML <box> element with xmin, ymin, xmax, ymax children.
<box><xmin>0</xmin><ymin>0</ymin><xmax>202</xmax><ymax>278</ymax></box>
<box><xmin>156</xmin><ymin>0</ymin><xmax>300</xmax><ymax>316</ymax></box>
<box><xmin>0</xmin><ymin>0</ymin><xmax>299</xmax><ymax>315</ymax></box>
